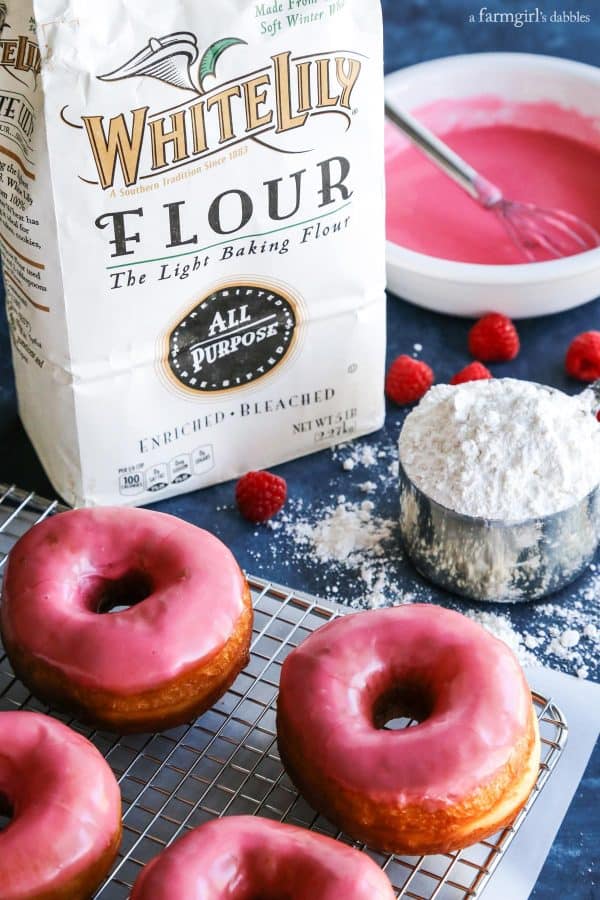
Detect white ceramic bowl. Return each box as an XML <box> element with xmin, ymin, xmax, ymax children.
<box><xmin>385</xmin><ymin>53</ymin><xmax>600</xmax><ymax>318</ymax></box>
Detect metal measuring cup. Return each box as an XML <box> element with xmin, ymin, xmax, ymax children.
<box><xmin>398</xmin><ymin>381</ymin><xmax>600</xmax><ymax>603</ymax></box>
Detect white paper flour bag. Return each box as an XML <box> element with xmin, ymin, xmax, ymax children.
<box><xmin>0</xmin><ymin>0</ymin><xmax>386</xmax><ymax>506</ymax></box>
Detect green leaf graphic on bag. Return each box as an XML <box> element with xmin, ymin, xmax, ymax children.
<box><xmin>199</xmin><ymin>38</ymin><xmax>247</xmax><ymax>92</ymax></box>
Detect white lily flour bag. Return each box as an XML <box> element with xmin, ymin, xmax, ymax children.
<box><xmin>0</xmin><ymin>0</ymin><xmax>386</xmax><ymax>506</ymax></box>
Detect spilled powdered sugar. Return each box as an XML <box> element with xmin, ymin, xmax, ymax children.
<box><xmin>465</xmin><ymin>610</ymin><xmax>538</xmax><ymax>667</ymax></box>
<box><xmin>286</xmin><ymin>499</ymin><xmax>397</xmax><ymax>608</ymax></box>
<box><xmin>290</xmin><ymin>500</ymin><xmax>394</xmax><ymax>564</ymax></box>
<box><xmin>248</xmin><ymin>435</ymin><xmax>600</xmax><ymax>679</ymax></box>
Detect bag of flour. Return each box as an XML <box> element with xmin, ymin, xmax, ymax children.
<box><xmin>0</xmin><ymin>0</ymin><xmax>386</xmax><ymax>507</ymax></box>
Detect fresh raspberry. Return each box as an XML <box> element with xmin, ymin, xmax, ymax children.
<box><xmin>597</xmin><ymin>410</ymin><xmax>600</xmax><ymax>423</ymax></box>
<box><xmin>385</xmin><ymin>355</ymin><xmax>434</xmax><ymax>405</ymax></box>
<box><xmin>236</xmin><ymin>471</ymin><xmax>287</xmax><ymax>523</ymax></box>
<box><xmin>450</xmin><ymin>361</ymin><xmax>492</xmax><ymax>385</ymax></box>
<box><xmin>565</xmin><ymin>331</ymin><xmax>600</xmax><ymax>381</ymax></box>
<box><xmin>468</xmin><ymin>313</ymin><xmax>520</xmax><ymax>362</ymax></box>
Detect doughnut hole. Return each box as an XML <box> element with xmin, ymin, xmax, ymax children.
<box><xmin>0</xmin><ymin>792</ymin><xmax>13</xmax><ymax>831</ymax></box>
<box><xmin>373</xmin><ymin>681</ymin><xmax>435</xmax><ymax>730</ymax></box>
<box><xmin>81</xmin><ymin>571</ymin><xmax>154</xmax><ymax>614</ymax></box>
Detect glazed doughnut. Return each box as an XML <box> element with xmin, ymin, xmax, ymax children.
<box><xmin>277</xmin><ymin>604</ymin><xmax>540</xmax><ymax>855</ymax></box>
<box><xmin>0</xmin><ymin>710</ymin><xmax>121</xmax><ymax>899</ymax></box>
<box><xmin>130</xmin><ymin>815</ymin><xmax>395</xmax><ymax>899</ymax></box>
<box><xmin>0</xmin><ymin>508</ymin><xmax>252</xmax><ymax>733</ymax></box>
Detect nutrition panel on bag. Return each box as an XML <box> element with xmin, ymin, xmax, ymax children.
<box><xmin>118</xmin><ymin>445</ymin><xmax>215</xmax><ymax>498</ymax></box>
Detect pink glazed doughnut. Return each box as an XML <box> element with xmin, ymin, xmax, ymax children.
<box><xmin>277</xmin><ymin>604</ymin><xmax>540</xmax><ymax>855</ymax></box>
<box><xmin>0</xmin><ymin>508</ymin><xmax>252</xmax><ymax>733</ymax></box>
<box><xmin>0</xmin><ymin>711</ymin><xmax>121</xmax><ymax>899</ymax></box>
<box><xmin>130</xmin><ymin>816</ymin><xmax>395</xmax><ymax>899</ymax></box>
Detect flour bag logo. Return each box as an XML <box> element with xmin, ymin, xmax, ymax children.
<box><xmin>79</xmin><ymin>31</ymin><xmax>362</xmax><ymax>190</ymax></box>
<box><xmin>0</xmin><ymin>6</ymin><xmax>39</xmax><ymax>175</ymax></box>
<box><xmin>0</xmin><ymin>5</ymin><xmax>40</xmax><ymax>87</ymax></box>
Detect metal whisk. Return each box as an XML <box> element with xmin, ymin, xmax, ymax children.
<box><xmin>385</xmin><ymin>103</ymin><xmax>600</xmax><ymax>262</ymax></box>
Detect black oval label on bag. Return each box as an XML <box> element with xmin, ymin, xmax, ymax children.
<box><xmin>167</xmin><ymin>282</ymin><xmax>298</xmax><ymax>393</ymax></box>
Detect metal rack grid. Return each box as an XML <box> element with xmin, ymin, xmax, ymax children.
<box><xmin>0</xmin><ymin>484</ymin><xmax>568</xmax><ymax>899</ymax></box>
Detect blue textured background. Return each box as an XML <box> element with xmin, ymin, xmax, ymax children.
<box><xmin>0</xmin><ymin>1</ymin><xmax>598</xmax><ymax>895</ymax></box>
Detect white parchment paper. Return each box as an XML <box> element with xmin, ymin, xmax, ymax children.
<box><xmin>483</xmin><ymin>667</ymin><xmax>600</xmax><ymax>899</ymax></box>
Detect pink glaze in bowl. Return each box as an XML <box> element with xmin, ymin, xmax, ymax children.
<box><xmin>385</xmin><ymin>53</ymin><xmax>600</xmax><ymax>318</ymax></box>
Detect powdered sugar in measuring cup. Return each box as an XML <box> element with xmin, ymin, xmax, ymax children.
<box><xmin>398</xmin><ymin>378</ymin><xmax>600</xmax><ymax>602</ymax></box>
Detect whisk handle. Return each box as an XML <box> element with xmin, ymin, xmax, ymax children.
<box><xmin>385</xmin><ymin>103</ymin><xmax>502</xmax><ymax>208</ymax></box>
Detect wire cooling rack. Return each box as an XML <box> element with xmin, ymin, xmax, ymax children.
<box><xmin>0</xmin><ymin>484</ymin><xmax>568</xmax><ymax>899</ymax></box>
